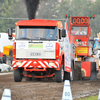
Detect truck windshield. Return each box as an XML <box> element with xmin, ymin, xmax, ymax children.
<box><xmin>71</xmin><ymin>26</ymin><xmax>88</xmax><ymax>35</ymax></box>
<box><xmin>16</xmin><ymin>26</ymin><xmax>57</xmax><ymax>40</ymax></box>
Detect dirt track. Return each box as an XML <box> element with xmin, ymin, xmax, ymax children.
<box><xmin>0</xmin><ymin>72</ymin><xmax>100</xmax><ymax>100</ymax></box>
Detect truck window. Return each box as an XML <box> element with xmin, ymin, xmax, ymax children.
<box><xmin>16</xmin><ymin>26</ymin><xmax>57</xmax><ymax>41</ymax></box>
<box><xmin>71</xmin><ymin>26</ymin><xmax>88</xmax><ymax>35</ymax></box>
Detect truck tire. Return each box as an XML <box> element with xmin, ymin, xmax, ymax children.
<box><xmin>73</xmin><ymin>62</ymin><xmax>82</xmax><ymax>81</ymax></box>
<box><xmin>90</xmin><ymin>62</ymin><xmax>97</xmax><ymax>80</ymax></box>
<box><xmin>55</xmin><ymin>65</ymin><xmax>64</xmax><ymax>82</ymax></box>
<box><xmin>14</xmin><ymin>69</ymin><xmax>22</xmax><ymax>82</ymax></box>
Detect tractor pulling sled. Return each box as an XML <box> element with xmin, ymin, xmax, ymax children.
<box><xmin>65</xmin><ymin>14</ymin><xmax>99</xmax><ymax>81</ymax></box>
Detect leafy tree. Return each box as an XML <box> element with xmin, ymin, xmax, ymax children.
<box><xmin>36</xmin><ymin>0</ymin><xmax>59</xmax><ymax>19</ymax></box>
<box><xmin>0</xmin><ymin>0</ymin><xmax>100</xmax><ymax>36</ymax></box>
<box><xmin>0</xmin><ymin>0</ymin><xmax>27</xmax><ymax>32</ymax></box>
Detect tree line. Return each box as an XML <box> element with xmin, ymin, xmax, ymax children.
<box><xmin>0</xmin><ymin>0</ymin><xmax>100</xmax><ymax>37</ymax></box>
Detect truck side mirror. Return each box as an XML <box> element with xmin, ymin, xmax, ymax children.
<box><xmin>58</xmin><ymin>29</ymin><xmax>61</xmax><ymax>39</ymax></box>
<box><xmin>8</xmin><ymin>28</ymin><xmax>13</xmax><ymax>39</ymax></box>
<box><xmin>62</xmin><ymin>29</ymin><xmax>66</xmax><ymax>37</ymax></box>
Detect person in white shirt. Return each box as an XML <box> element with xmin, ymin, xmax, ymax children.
<box><xmin>83</xmin><ymin>29</ymin><xmax>87</xmax><ymax>35</ymax></box>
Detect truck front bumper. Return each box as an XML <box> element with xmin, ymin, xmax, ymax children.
<box><xmin>12</xmin><ymin>59</ymin><xmax>61</xmax><ymax>71</ymax></box>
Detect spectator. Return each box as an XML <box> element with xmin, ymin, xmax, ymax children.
<box><xmin>83</xmin><ymin>29</ymin><xmax>87</xmax><ymax>35</ymax></box>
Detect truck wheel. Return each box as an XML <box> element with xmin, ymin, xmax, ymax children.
<box><xmin>55</xmin><ymin>65</ymin><xmax>64</xmax><ymax>82</ymax></box>
<box><xmin>90</xmin><ymin>62</ymin><xmax>97</xmax><ymax>80</ymax></box>
<box><xmin>14</xmin><ymin>69</ymin><xmax>22</xmax><ymax>82</ymax></box>
<box><xmin>73</xmin><ymin>62</ymin><xmax>82</xmax><ymax>81</ymax></box>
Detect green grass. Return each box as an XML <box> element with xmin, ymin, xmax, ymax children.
<box><xmin>74</xmin><ymin>95</ymin><xmax>98</xmax><ymax>100</ymax></box>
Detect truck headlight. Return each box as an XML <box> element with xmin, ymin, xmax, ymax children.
<box><xmin>49</xmin><ymin>62</ymin><xmax>55</xmax><ymax>66</ymax></box>
<box><xmin>16</xmin><ymin>61</ymin><xmax>22</xmax><ymax>66</ymax></box>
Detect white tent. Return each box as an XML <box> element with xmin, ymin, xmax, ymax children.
<box><xmin>0</xmin><ymin>33</ymin><xmax>15</xmax><ymax>52</ymax></box>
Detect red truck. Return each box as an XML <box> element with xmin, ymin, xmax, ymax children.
<box><xmin>8</xmin><ymin>19</ymin><xmax>71</xmax><ymax>82</ymax></box>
